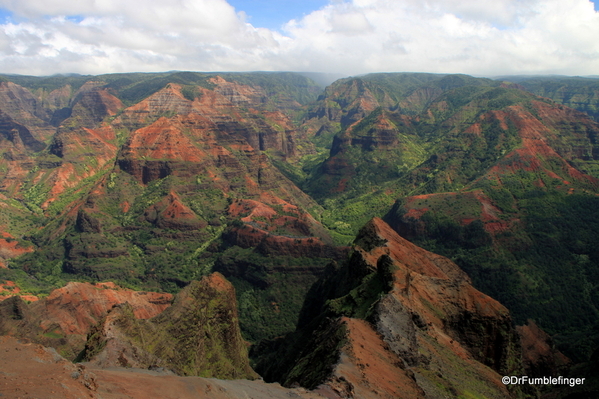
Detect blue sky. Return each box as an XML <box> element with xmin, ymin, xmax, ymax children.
<box><xmin>0</xmin><ymin>1</ymin><xmax>326</xmax><ymax>28</ymax></box>
<box><xmin>0</xmin><ymin>0</ymin><xmax>598</xmax><ymax>77</ymax></box>
<box><xmin>230</xmin><ymin>0</ymin><xmax>599</xmax><ymax>29</ymax></box>
<box><xmin>0</xmin><ymin>8</ymin><xmax>10</xmax><ymax>22</ymax></box>
<box><xmin>227</xmin><ymin>0</ymin><xmax>329</xmax><ymax>31</ymax></box>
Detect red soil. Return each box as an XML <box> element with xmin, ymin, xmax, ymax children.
<box><xmin>0</xmin><ymin>280</ymin><xmax>38</xmax><ymax>302</ymax></box>
<box><xmin>0</xmin><ymin>236</ymin><xmax>34</xmax><ymax>268</ymax></box>
<box><xmin>37</xmin><ymin>282</ymin><xmax>172</xmax><ymax>335</ymax></box>
<box><xmin>486</xmin><ymin>106</ymin><xmax>598</xmax><ymax>186</ymax></box>
<box><xmin>516</xmin><ymin>320</ymin><xmax>571</xmax><ymax>376</ymax></box>
<box><xmin>124</xmin><ymin>117</ymin><xmax>207</xmax><ymax>162</ymax></box>
<box><xmin>155</xmin><ymin>191</ymin><xmax>200</xmax><ymax>223</ymax></box>
<box><xmin>0</xmin><ymin>336</ymin><xmax>326</xmax><ymax>399</ymax></box>
<box><xmin>318</xmin><ymin>218</ymin><xmax>514</xmax><ymax>398</ymax></box>
<box><xmin>403</xmin><ymin>190</ymin><xmax>511</xmax><ymax>235</ymax></box>
<box><xmin>322</xmin><ymin>317</ymin><xmax>425</xmax><ymax>399</ymax></box>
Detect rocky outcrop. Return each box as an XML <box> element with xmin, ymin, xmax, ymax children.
<box><xmin>115</xmin><ymin>80</ymin><xmax>299</xmax><ymax>158</ymax></box>
<box><xmin>34</xmin><ymin>123</ymin><xmax>118</xmax><ymax>209</ymax></box>
<box><xmin>144</xmin><ymin>191</ymin><xmax>206</xmax><ymax>231</ymax></box>
<box><xmin>44</xmin><ymin>84</ymin><xmax>73</xmax><ymax>111</ymax></box>
<box><xmin>115</xmin><ymin>83</ymin><xmax>194</xmax><ymax>130</ymax></box>
<box><xmin>117</xmin><ymin>114</ymin><xmax>212</xmax><ymax>184</ymax></box>
<box><xmin>0</xmin><ymin>107</ymin><xmax>47</xmax><ymax>193</ymax></box>
<box><xmin>0</xmin><ymin>109</ymin><xmax>46</xmax><ymax>152</ymax></box>
<box><xmin>209</xmin><ymin>75</ymin><xmax>267</xmax><ymax>107</ymax></box>
<box><xmin>0</xmin><ymin>282</ymin><xmax>172</xmax><ymax>359</ymax></box>
<box><xmin>516</xmin><ymin>320</ymin><xmax>571</xmax><ymax>378</ymax></box>
<box><xmin>83</xmin><ymin>273</ymin><xmax>258</xmax><ymax>380</ymax></box>
<box><xmin>327</xmin><ymin>108</ymin><xmax>417</xmax><ymax>158</ymax></box>
<box><xmin>63</xmin><ymin>88</ymin><xmax>124</xmax><ymax>128</ymax></box>
<box><xmin>225</xmin><ymin>197</ymin><xmax>336</xmax><ymax>248</ymax></box>
<box><xmin>0</xmin><ymin>81</ymin><xmax>54</xmax><ymax>140</ymax></box>
<box><xmin>257</xmin><ymin>218</ymin><xmax>526</xmax><ymax>398</ymax></box>
<box><xmin>49</xmin><ymin>124</ymin><xmax>117</xmax><ymax>162</ymax></box>
<box><xmin>223</xmin><ymin>225</ymin><xmax>344</xmax><ymax>259</ymax></box>
<box><xmin>117</xmin><ymin>111</ymin><xmax>280</xmax><ymax>187</ymax></box>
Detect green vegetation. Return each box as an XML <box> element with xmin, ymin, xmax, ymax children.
<box><xmin>389</xmin><ymin>189</ymin><xmax>599</xmax><ymax>362</ymax></box>
<box><xmin>297</xmin><ymin>79</ymin><xmax>531</xmax><ymax>237</ymax></box>
<box><xmin>218</xmin><ymin>71</ymin><xmax>322</xmax><ymax>106</ymax></box>
<box><xmin>81</xmin><ymin>279</ymin><xmax>257</xmax><ymax>379</ymax></box>
<box><xmin>507</xmin><ymin>75</ymin><xmax>599</xmax><ymax>121</ymax></box>
<box><xmin>215</xmin><ymin>245</ymin><xmax>330</xmax><ymax>341</ymax></box>
<box><xmin>3</xmin><ymin>70</ymin><xmax>599</xmax><ymax>372</ymax></box>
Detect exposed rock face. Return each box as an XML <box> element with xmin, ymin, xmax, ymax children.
<box><xmin>144</xmin><ymin>191</ymin><xmax>206</xmax><ymax>230</ymax></box>
<box><xmin>209</xmin><ymin>75</ymin><xmax>267</xmax><ymax>107</ymax></box>
<box><xmin>44</xmin><ymin>84</ymin><xmax>73</xmax><ymax>111</ymax></box>
<box><xmin>0</xmin><ymin>108</ymin><xmax>46</xmax><ymax>193</ymax></box>
<box><xmin>317</xmin><ymin>317</ymin><xmax>428</xmax><ymax>399</ymax></box>
<box><xmin>83</xmin><ymin>273</ymin><xmax>258</xmax><ymax>380</ymax></box>
<box><xmin>224</xmin><ymin>197</ymin><xmax>341</xmax><ymax>257</ymax></box>
<box><xmin>481</xmin><ymin>103</ymin><xmax>599</xmax><ymax>186</ymax></box>
<box><xmin>257</xmin><ymin>218</ymin><xmax>526</xmax><ymax>398</ymax></box>
<box><xmin>34</xmin><ymin>124</ymin><xmax>118</xmax><ymax>209</ymax></box>
<box><xmin>1</xmin><ymin>73</ymin><xmax>326</xmax><ymax>276</ymax></box>
<box><xmin>0</xmin><ymin>81</ymin><xmax>55</xmax><ymax>193</ymax></box>
<box><xmin>116</xmin><ymin>108</ymin><xmax>298</xmax><ymax>191</ymax></box>
<box><xmin>0</xmin><ymin>108</ymin><xmax>46</xmax><ymax>152</ymax></box>
<box><xmin>115</xmin><ymin>83</ymin><xmax>194</xmax><ymax>130</ymax></box>
<box><xmin>0</xmin><ymin>73</ymin><xmax>339</xmax><ymax>371</ymax></box>
<box><xmin>516</xmin><ymin>320</ymin><xmax>571</xmax><ymax>378</ymax></box>
<box><xmin>223</xmin><ymin>225</ymin><xmax>345</xmax><ymax>259</ymax></box>
<box><xmin>68</xmin><ymin>88</ymin><xmax>123</xmax><ymax>128</ymax></box>
<box><xmin>307</xmin><ymin>78</ymin><xmax>599</xmax><ymax>203</ymax></box>
<box><xmin>0</xmin><ymin>81</ymin><xmax>54</xmax><ymax>140</ymax></box>
<box><xmin>115</xmin><ymin>81</ymin><xmax>298</xmax><ymax>159</ymax></box>
<box><xmin>0</xmin><ymin>282</ymin><xmax>172</xmax><ymax>359</ymax></box>
<box><xmin>313</xmin><ymin>78</ymin><xmax>384</xmax><ymax>127</ymax></box>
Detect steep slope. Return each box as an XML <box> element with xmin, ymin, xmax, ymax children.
<box><xmin>5</xmin><ymin>70</ymin><xmax>599</xmax><ymax>374</ymax></box>
<box><xmin>504</xmin><ymin>76</ymin><xmax>599</xmax><ymax>122</ymax></box>
<box><xmin>82</xmin><ymin>273</ymin><xmax>257</xmax><ymax>379</ymax></box>
<box><xmin>302</xmin><ymin>73</ymin><xmax>493</xmax><ymax>137</ymax></box>
<box><xmin>0</xmin><ymin>281</ymin><xmax>172</xmax><ymax>359</ymax></box>
<box><xmin>0</xmin><ymin>80</ymin><xmax>54</xmax><ymax>140</ymax></box>
<box><xmin>255</xmin><ymin>218</ymin><xmax>528</xmax><ymax>398</ymax></box>
<box><xmin>0</xmin><ymin>273</ymin><xmax>259</xmax><ymax>380</ymax></box>
<box><xmin>382</xmin><ymin>100</ymin><xmax>599</xmax><ymax>362</ymax></box>
<box><xmin>0</xmin><ymin>72</ymin><xmax>339</xmax><ymax>346</ymax></box>
<box><xmin>294</xmin><ymin>74</ymin><xmax>599</xmax><ymax>362</ymax></box>
<box><xmin>303</xmin><ymin>76</ymin><xmax>599</xmax><ymax>211</ymax></box>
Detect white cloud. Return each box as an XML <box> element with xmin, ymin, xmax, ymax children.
<box><xmin>0</xmin><ymin>0</ymin><xmax>598</xmax><ymax>76</ymax></box>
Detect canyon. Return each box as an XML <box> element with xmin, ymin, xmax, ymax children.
<box><xmin>1</xmin><ymin>71</ymin><xmax>598</xmax><ymax>397</ymax></box>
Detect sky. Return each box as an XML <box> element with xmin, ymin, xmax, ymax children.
<box><xmin>0</xmin><ymin>0</ymin><xmax>598</xmax><ymax>77</ymax></box>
